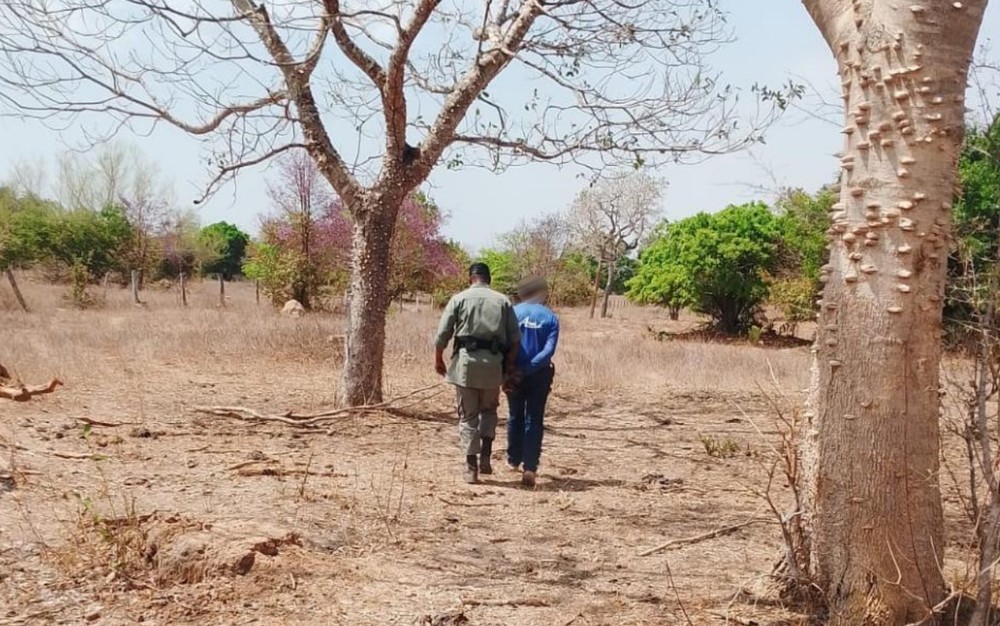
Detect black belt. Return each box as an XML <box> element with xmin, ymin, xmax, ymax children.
<box><xmin>454</xmin><ymin>336</ymin><xmax>502</xmax><ymax>354</ymax></box>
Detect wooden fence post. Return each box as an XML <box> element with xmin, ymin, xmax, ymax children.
<box><xmin>218</xmin><ymin>274</ymin><xmax>225</xmax><ymax>307</ymax></box>
<box><xmin>131</xmin><ymin>270</ymin><xmax>142</xmax><ymax>305</ymax></box>
<box><xmin>4</xmin><ymin>269</ymin><xmax>28</xmax><ymax>312</ymax></box>
<box><xmin>255</xmin><ymin>280</ymin><xmax>260</xmax><ymax>305</ymax></box>
<box><xmin>180</xmin><ymin>272</ymin><xmax>188</xmax><ymax>307</ymax></box>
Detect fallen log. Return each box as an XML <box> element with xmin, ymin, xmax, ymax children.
<box><xmin>0</xmin><ymin>372</ymin><xmax>63</xmax><ymax>401</ymax></box>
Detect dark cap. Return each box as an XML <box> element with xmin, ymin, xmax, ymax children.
<box><xmin>469</xmin><ymin>262</ymin><xmax>491</xmax><ymax>283</ymax></box>
<box><xmin>516</xmin><ymin>276</ymin><xmax>548</xmax><ymax>300</ymax></box>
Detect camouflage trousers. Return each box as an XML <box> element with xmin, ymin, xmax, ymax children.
<box><xmin>454</xmin><ymin>385</ymin><xmax>500</xmax><ymax>456</ymax></box>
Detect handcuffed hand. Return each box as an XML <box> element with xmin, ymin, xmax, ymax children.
<box><xmin>502</xmin><ymin>369</ymin><xmax>523</xmax><ymax>393</ymax></box>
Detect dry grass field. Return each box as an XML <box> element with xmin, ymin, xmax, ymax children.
<box><xmin>0</xmin><ymin>277</ymin><xmax>985</xmax><ymax>625</ymax></box>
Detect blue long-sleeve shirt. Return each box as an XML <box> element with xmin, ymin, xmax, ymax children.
<box><xmin>513</xmin><ymin>302</ymin><xmax>559</xmax><ymax>376</ymax></box>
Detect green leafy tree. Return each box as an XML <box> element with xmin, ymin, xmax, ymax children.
<box><xmin>946</xmin><ymin>117</ymin><xmax>1000</xmax><ymax>348</ymax></box>
<box><xmin>199</xmin><ymin>221</ymin><xmax>250</xmax><ymax>279</ymax></box>
<box><xmin>774</xmin><ymin>186</ymin><xmax>835</xmax><ymax>283</ymax></box>
<box><xmin>474</xmin><ymin>248</ymin><xmax>519</xmax><ymax>296</ymax></box>
<box><xmin>45</xmin><ymin>204</ymin><xmax>132</xmax><ymax>280</ymax></box>
<box><xmin>474</xmin><ymin>214</ymin><xmax>593</xmax><ymax>307</ymax></box>
<box><xmin>0</xmin><ymin>187</ymin><xmax>58</xmax><ymax>270</ymax></box>
<box><xmin>243</xmin><ymin>242</ymin><xmax>301</xmax><ymax>306</ymax></box>
<box><xmin>768</xmin><ymin>187</ymin><xmax>835</xmax><ymax>329</ymax></box>
<box><xmin>629</xmin><ymin>202</ymin><xmax>781</xmax><ymax>334</ymax></box>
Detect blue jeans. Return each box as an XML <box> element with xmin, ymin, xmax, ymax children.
<box><xmin>506</xmin><ymin>365</ymin><xmax>554</xmax><ymax>472</ymax></box>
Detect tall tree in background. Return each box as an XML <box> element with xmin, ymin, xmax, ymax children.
<box><xmin>0</xmin><ymin>1</ymin><xmax>786</xmax><ymax>405</ymax></box>
<box><xmin>199</xmin><ymin>222</ymin><xmax>250</xmax><ymax>280</ymax></box>
<box><xmin>0</xmin><ymin>188</ymin><xmax>57</xmax><ymax>310</ymax></box>
<box><xmin>58</xmin><ymin>145</ymin><xmax>174</xmax><ymax>285</ymax></box>
<box><xmin>800</xmin><ymin>1</ymin><xmax>988</xmax><ymax>622</ymax></box>
<box><xmin>628</xmin><ymin>202</ymin><xmax>780</xmax><ymax>333</ymax></box>
<box><xmin>249</xmin><ymin>155</ymin><xmax>460</xmax><ymax>308</ymax></box>
<box><xmin>263</xmin><ymin>151</ymin><xmax>339</xmax><ymax>309</ymax></box>
<box><xmin>570</xmin><ymin>170</ymin><xmax>663</xmax><ymax>318</ymax></box>
<box><xmin>480</xmin><ymin>214</ymin><xmax>593</xmax><ymax>305</ymax></box>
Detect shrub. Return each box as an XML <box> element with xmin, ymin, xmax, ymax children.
<box><xmin>629</xmin><ymin>202</ymin><xmax>780</xmax><ymax>334</ymax></box>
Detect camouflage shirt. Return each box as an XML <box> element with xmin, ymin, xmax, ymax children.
<box><xmin>435</xmin><ymin>284</ymin><xmax>521</xmax><ymax>389</ymax></box>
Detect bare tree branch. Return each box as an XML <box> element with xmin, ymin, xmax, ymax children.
<box><xmin>323</xmin><ymin>0</ymin><xmax>387</xmax><ymax>87</ymax></box>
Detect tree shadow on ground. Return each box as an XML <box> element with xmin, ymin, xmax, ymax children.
<box><xmin>480</xmin><ymin>475</ymin><xmax>625</xmax><ymax>493</ymax></box>
<box><xmin>388</xmin><ymin>407</ymin><xmax>456</xmax><ymax>425</ymax></box>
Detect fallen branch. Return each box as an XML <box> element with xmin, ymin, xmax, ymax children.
<box><xmin>49</xmin><ymin>451</ymin><xmax>107</xmax><ymax>460</ymax></box>
<box><xmin>227</xmin><ymin>459</ymin><xmax>276</xmax><ymax>471</ymax></box>
<box><xmin>436</xmin><ymin>496</ymin><xmax>504</xmax><ymax>508</ymax></box>
<box><xmin>0</xmin><ymin>378</ymin><xmax>63</xmax><ymax>402</ymax></box>
<box><xmin>638</xmin><ymin>517</ymin><xmax>764</xmax><ymax>557</ymax></box>
<box><xmin>194</xmin><ymin>383</ymin><xmax>446</xmax><ymax>427</ymax></box>
<box><xmin>461</xmin><ymin>597</ymin><xmax>551</xmax><ymax>608</ymax></box>
<box><xmin>77</xmin><ymin>417</ymin><xmax>126</xmax><ymax>428</ymax></box>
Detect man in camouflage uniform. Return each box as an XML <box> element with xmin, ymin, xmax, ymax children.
<box><xmin>435</xmin><ymin>263</ymin><xmax>520</xmax><ymax>484</ymax></box>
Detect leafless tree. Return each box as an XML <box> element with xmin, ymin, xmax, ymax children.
<box><xmin>0</xmin><ymin>0</ymin><xmax>787</xmax><ymax>405</ymax></box>
<box><xmin>57</xmin><ymin>144</ymin><xmax>174</xmax><ymax>285</ymax></box>
<box><xmin>569</xmin><ymin>169</ymin><xmax>663</xmax><ymax>318</ymax></box>
<box><xmin>936</xmin><ymin>57</ymin><xmax>1000</xmax><ymax>626</ymax></box>
<box><xmin>501</xmin><ymin>213</ymin><xmax>573</xmax><ymax>279</ymax></box>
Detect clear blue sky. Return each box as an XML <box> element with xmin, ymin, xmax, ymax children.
<box><xmin>1</xmin><ymin>2</ymin><xmax>998</xmax><ymax>251</ymax></box>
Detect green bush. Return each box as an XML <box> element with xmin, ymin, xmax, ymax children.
<box><xmin>767</xmin><ymin>275</ymin><xmax>818</xmax><ymax>334</ymax></box>
<box><xmin>628</xmin><ymin>202</ymin><xmax>781</xmax><ymax>334</ymax></box>
<box><xmin>199</xmin><ymin>222</ymin><xmax>250</xmax><ymax>279</ymax></box>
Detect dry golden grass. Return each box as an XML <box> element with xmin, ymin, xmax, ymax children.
<box><xmin>4</xmin><ymin>274</ymin><xmax>946</xmax><ymax>626</ymax></box>
<box><xmin>0</xmin><ymin>275</ymin><xmax>811</xmax><ymax>396</ymax></box>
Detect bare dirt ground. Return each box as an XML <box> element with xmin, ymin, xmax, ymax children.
<box><xmin>0</xmin><ymin>279</ymin><xmax>971</xmax><ymax>625</ymax></box>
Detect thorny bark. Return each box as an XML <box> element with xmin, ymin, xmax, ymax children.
<box><xmin>800</xmin><ymin>0</ymin><xmax>988</xmax><ymax>623</ymax></box>
<box><xmin>340</xmin><ymin>194</ymin><xmax>401</xmax><ymax>406</ymax></box>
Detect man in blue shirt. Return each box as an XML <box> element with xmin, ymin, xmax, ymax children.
<box><xmin>506</xmin><ymin>276</ymin><xmax>559</xmax><ymax>487</ymax></box>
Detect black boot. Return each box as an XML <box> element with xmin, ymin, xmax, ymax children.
<box><xmin>464</xmin><ymin>455</ymin><xmax>478</xmax><ymax>484</ymax></box>
<box><xmin>479</xmin><ymin>438</ymin><xmax>494</xmax><ymax>475</ymax></box>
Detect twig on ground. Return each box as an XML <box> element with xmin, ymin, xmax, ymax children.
<box><xmin>436</xmin><ymin>496</ymin><xmax>503</xmax><ymax>508</ymax></box>
<box><xmin>49</xmin><ymin>451</ymin><xmax>105</xmax><ymax>460</ymax></box>
<box><xmin>227</xmin><ymin>459</ymin><xmax>276</xmax><ymax>472</ymax></box>
<box><xmin>665</xmin><ymin>559</ymin><xmax>695</xmax><ymax>626</ymax></box>
<box><xmin>461</xmin><ymin>597</ymin><xmax>551</xmax><ymax>607</ymax></box>
<box><xmin>0</xmin><ymin>378</ymin><xmax>63</xmax><ymax>402</ymax></box>
<box><xmin>76</xmin><ymin>417</ymin><xmax>125</xmax><ymax>427</ymax></box>
<box><xmin>639</xmin><ymin>516</ymin><xmax>764</xmax><ymax>557</ymax></box>
<box><xmin>194</xmin><ymin>384</ymin><xmax>446</xmax><ymax>427</ymax></box>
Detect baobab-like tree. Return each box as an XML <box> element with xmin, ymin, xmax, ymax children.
<box><xmin>569</xmin><ymin>170</ymin><xmax>663</xmax><ymax>318</ymax></box>
<box><xmin>798</xmin><ymin>1</ymin><xmax>989</xmax><ymax>623</ymax></box>
<box><xmin>0</xmin><ymin>1</ymin><xmax>784</xmax><ymax>405</ymax></box>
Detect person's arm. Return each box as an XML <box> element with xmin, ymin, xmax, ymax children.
<box><xmin>529</xmin><ymin>315</ymin><xmax>560</xmax><ymax>368</ymax></box>
<box><xmin>504</xmin><ymin>302</ymin><xmax>521</xmax><ymax>373</ymax></box>
<box><xmin>434</xmin><ymin>298</ymin><xmax>458</xmax><ymax>376</ymax></box>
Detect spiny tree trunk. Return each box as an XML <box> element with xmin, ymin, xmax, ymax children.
<box><xmin>339</xmin><ymin>195</ymin><xmax>401</xmax><ymax>406</ymax></box>
<box><xmin>802</xmin><ymin>1</ymin><xmax>987</xmax><ymax>623</ymax></box>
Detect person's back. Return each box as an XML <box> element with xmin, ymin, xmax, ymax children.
<box><xmin>506</xmin><ymin>276</ymin><xmax>560</xmax><ymax>488</ymax></box>
<box><xmin>513</xmin><ymin>301</ymin><xmax>559</xmax><ymax>376</ymax></box>
<box><xmin>439</xmin><ymin>283</ymin><xmax>518</xmax><ymax>389</ymax></box>
<box><xmin>435</xmin><ymin>263</ymin><xmax>520</xmax><ymax>484</ymax></box>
